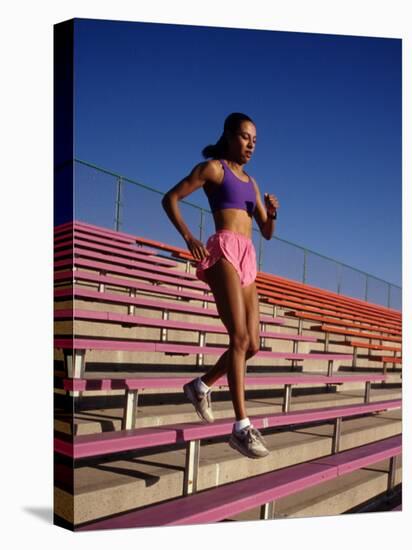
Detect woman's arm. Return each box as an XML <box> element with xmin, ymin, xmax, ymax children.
<box><xmin>250</xmin><ymin>176</ymin><xmax>280</xmax><ymax>241</ymax></box>
<box><xmin>162</xmin><ymin>160</ymin><xmax>219</xmax><ymax>260</ymax></box>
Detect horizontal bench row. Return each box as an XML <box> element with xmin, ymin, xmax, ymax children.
<box><xmin>54</xmin><ymin>266</ymin><xmax>402</xmax><ymax>351</ymax></box>
<box><xmin>55</xmin><ymin>338</ymin><xmax>353</xmax><ymax>379</ymax></box>
<box><xmin>55</xmin><ymin>221</ymin><xmax>401</xmax><ymax>333</ymax></box>
<box><xmin>62</xmin><ymin>373</ymin><xmax>387</xmax><ymax>428</ymax></box>
<box><xmin>72</xmin><ymin>431</ymin><xmax>401</xmax><ymax>530</ymax></box>
<box><xmin>55</xmin><ymin>396</ymin><xmax>400</xmax><ymax>498</ymax></box>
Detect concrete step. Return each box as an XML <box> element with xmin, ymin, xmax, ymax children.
<box><xmin>54</xmin><ymin>387</ymin><xmax>402</xmax><ymax>435</ymax></box>
<box><xmin>229</xmin><ymin>456</ymin><xmax>402</xmax><ymax>521</ymax></box>
<box><xmin>54</xmin><ymin>408</ymin><xmax>401</xmax><ymax>526</ymax></box>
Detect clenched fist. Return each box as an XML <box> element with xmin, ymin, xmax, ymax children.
<box><xmin>264</xmin><ymin>193</ymin><xmax>280</xmax><ymax>216</ymax></box>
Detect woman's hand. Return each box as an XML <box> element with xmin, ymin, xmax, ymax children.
<box><xmin>184</xmin><ymin>235</ymin><xmax>210</xmax><ymax>261</ymax></box>
<box><xmin>264</xmin><ymin>193</ymin><xmax>279</xmax><ymax>216</ymax></box>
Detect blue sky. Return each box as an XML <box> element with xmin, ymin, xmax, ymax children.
<box><xmin>74</xmin><ymin>18</ymin><xmax>401</xmax><ymax>290</ymax></box>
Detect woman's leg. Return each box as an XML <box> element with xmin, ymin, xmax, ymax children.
<box><xmin>200</xmin><ymin>256</ymin><xmax>250</xmax><ymax>420</ymax></box>
<box><xmin>200</xmin><ymin>280</ymin><xmax>260</xmax><ymax>385</ymax></box>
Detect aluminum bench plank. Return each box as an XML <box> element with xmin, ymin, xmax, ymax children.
<box><xmin>55</xmin><ymin>308</ymin><xmax>316</xmax><ymax>342</ymax></box>
<box><xmin>54</xmin><ymin>338</ymin><xmax>352</xmax><ymax>361</ymax></box>
<box><xmin>54</xmin><ymin>286</ymin><xmax>286</xmax><ymax>325</ymax></box>
<box><xmin>76</xmin><ymin>435</ymin><xmax>401</xmax><ymax>530</ymax></box>
<box><xmin>63</xmin><ymin>373</ymin><xmax>387</xmax><ymax>392</ymax></box>
<box><xmin>55</xmin><ymin>238</ymin><xmax>179</xmax><ymax>268</ymax></box>
<box><xmin>55</xmin><ymin>399</ymin><xmax>400</xmax><ymax>459</ymax></box>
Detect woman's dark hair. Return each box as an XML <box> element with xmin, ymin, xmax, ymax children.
<box><xmin>201</xmin><ymin>112</ymin><xmax>255</xmax><ymax>159</ymax></box>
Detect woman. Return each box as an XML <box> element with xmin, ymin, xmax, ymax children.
<box><xmin>161</xmin><ymin>112</ymin><xmax>279</xmax><ymax>459</ymax></box>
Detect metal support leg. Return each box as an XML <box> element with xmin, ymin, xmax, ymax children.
<box><xmin>128</xmin><ymin>289</ymin><xmax>136</xmax><ymax>315</ymax></box>
<box><xmin>273</xmin><ymin>304</ymin><xmax>277</xmax><ymax>318</ymax></box>
<box><xmin>196</xmin><ymin>331</ymin><xmax>206</xmax><ymax>367</ymax></box>
<box><xmin>364</xmin><ymin>381</ymin><xmax>371</xmax><ymax>403</ymax></box>
<box><xmin>64</xmin><ymin>349</ymin><xmax>86</xmax><ymax>379</ymax></box>
<box><xmin>297</xmin><ymin>318</ymin><xmax>303</xmax><ymax>336</ymax></box>
<box><xmin>122</xmin><ymin>389</ymin><xmax>139</xmax><ymax>430</ymax></box>
<box><xmin>324</xmin><ymin>331</ymin><xmax>330</xmax><ymax>353</ymax></box>
<box><xmin>332</xmin><ymin>417</ymin><xmax>342</xmax><ymax>454</ymax></box>
<box><xmin>98</xmin><ymin>271</ymin><xmax>107</xmax><ymax>293</ymax></box>
<box><xmin>392</xmin><ymin>350</ymin><xmax>397</xmax><ymax>371</ymax></box>
<box><xmin>260</xmin><ymin>500</ymin><xmax>276</xmax><ymax>520</ymax></box>
<box><xmin>260</xmin><ymin>322</ymin><xmax>266</xmax><ymax>349</ymax></box>
<box><xmin>387</xmin><ymin>455</ymin><xmax>399</xmax><ymax>492</ymax></box>
<box><xmin>327</xmin><ymin>360</ymin><xmax>334</xmax><ymax>377</ymax></box>
<box><xmin>352</xmin><ymin>346</ymin><xmax>357</xmax><ymax>371</ymax></box>
<box><xmin>283</xmin><ymin>385</ymin><xmax>292</xmax><ymax>412</ymax></box>
<box><xmin>177</xmin><ymin>285</ymin><xmax>182</xmax><ymax>300</ymax></box>
<box><xmin>160</xmin><ymin>310</ymin><xmax>169</xmax><ymax>342</ymax></box>
<box><xmin>183</xmin><ymin>440</ymin><xmax>201</xmax><ymax>495</ymax></box>
<box><xmin>291</xmin><ymin>340</ymin><xmax>298</xmax><ymax>371</ymax></box>
<box><xmin>202</xmin><ymin>290</ymin><xmax>209</xmax><ymax>310</ymax></box>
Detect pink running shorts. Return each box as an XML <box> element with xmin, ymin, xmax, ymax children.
<box><xmin>195</xmin><ymin>229</ymin><xmax>257</xmax><ymax>288</ymax></box>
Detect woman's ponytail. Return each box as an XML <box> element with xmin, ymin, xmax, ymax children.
<box><xmin>201</xmin><ymin>134</ymin><xmax>228</xmax><ymax>159</ymax></box>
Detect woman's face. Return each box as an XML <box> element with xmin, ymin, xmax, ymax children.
<box><xmin>228</xmin><ymin>121</ymin><xmax>257</xmax><ymax>163</ymax></box>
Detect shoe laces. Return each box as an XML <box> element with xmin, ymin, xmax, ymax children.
<box><xmin>198</xmin><ymin>389</ymin><xmax>211</xmax><ymax>407</ymax></box>
<box><xmin>249</xmin><ymin>426</ymin><xmax>267</xmax><ymax>445</ymax></box>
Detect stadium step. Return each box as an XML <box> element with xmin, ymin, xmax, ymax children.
<box><xmin>54</xmin><ymin>387</ymin><xmax>402</xmax><ymax>436</ymax></box>
<box><xmin>54</xmin><ymin>407</ymin><xmax>401</xmax><ymax>526</ymax></box>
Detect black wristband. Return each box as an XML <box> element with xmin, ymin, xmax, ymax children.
<box><xmin>268</xmin><ymin>210</ymin><xmax>277</xmax><ymax>220</ymax></box>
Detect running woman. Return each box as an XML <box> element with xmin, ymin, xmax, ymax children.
<box><xmin>162</xmin><ymin>112</ymin><xmax>279</xmax><ymax>458</ymax></box>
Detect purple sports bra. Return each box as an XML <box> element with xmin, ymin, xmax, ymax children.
<box><xmin>204</xmin><ymin>159</ymin><xmax>257</xmax><ymax>215</ymax></box>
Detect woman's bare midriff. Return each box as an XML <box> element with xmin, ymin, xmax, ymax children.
<box><xmin>212</xmin><ymin>209</ymin><xmax>253</xmax><ymax>239</ymax></box>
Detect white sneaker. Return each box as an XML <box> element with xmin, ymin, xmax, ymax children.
<box><xmin>229</xmin><ymin>425</ymin><xmax>269</xmax><ymax>458</ymax></box>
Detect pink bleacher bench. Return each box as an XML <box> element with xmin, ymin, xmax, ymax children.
<box><xmin>55</xmin><ymin>255</ymin><xmax>206</xmax><ymax>290</ymax></box>
<box><xmin>56</xmin><ymin>220</ymin><xmax>195</xmax><ymax>259</ymax></box>
<box><xmin>56</xmin><ymin>268</ymin><xmax>291</xmax><ymax>333</ymax></box>
<box><xmin>54</xmin><ymin>337</ymin><xmax>353</xmax><ymax>379</ymax></box>
<box><xmin>54</xmin><ymin>230</ymin><xmax>159</xmax><ymax>257</ymax></box>
<box><xmin>55</xmin><ymin>308</ymin><xmax>317</xmax><ymax>344</ymax></box>
<box><xmin>54</xmin><ymin>232</ymin><xmax>163</xmax><ymax>265</ymax></box>
<box><xmin>73</xmin><ymin>434</ymin><xmax>401</xmax><ymax>530</ymax></box>
<box><xmin>54</xmin><ymin>286</ymin><xmax>286</xmax><ymax>326</ymax></box>
<box><xmin>55</xmin><ymin>306</ymin><xmax>315</xmax><ymax>367</ymax></box>
<box><xmin>62</xmin><ymin>373</ymin><xmax>388</xmax><ymax>428</ymax></box>
<box><xmin>55</xmin><ymin>237</ymin><xmax>179</xmax><ymax>268</ymax></box>
<box><xmin>55</xmin><ymin>220</ymin><xmax>145</xmax><ymax>245</ymax></box>
<box><xmin>56</xmin><ymin>244</ymin><xmax>185</xmax><ymax>273</ymax></box>
<box><xmin>55</xmin><ymin>398</ymin><xmax>401</xmax><ymax>498</ymax></box>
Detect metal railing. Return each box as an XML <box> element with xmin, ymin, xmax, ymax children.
<box><xmin>71</xmin><ymin>158</ymin><xmax>401</xmax><ymax>311</ymax></box>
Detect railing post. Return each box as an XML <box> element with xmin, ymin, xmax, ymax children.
<box><xmin>114</xmin><ymin>176</ymin><xmax>123</xmax><ymax>231</ymax></box>
<box><xmin>258</xmin><ymin>233</ymin><xmax>263</xmax><ymax>272</ymax></box>
<box><xmin>337</xmin><ymin>263</ymin><xmax>342</xmax><ymax>295</ymax></box>
<box><xmin>388</xmin><ymin>283</ymin><xmax>391</xmax><ymax>309</ymax></box>
<box><xmin>364</xmin><ymin>274</ymin><xmax>369</xmax><ymax>302</ymax></box>
<box><xmin>199</xmin><ymin>209</ymin><xmax>205</xmax><ymax>242</ymax></box>
<box><xmin>303</xmin><ymin>249</ymin><xmax>307</xmax><ymax>284</ymax></box>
